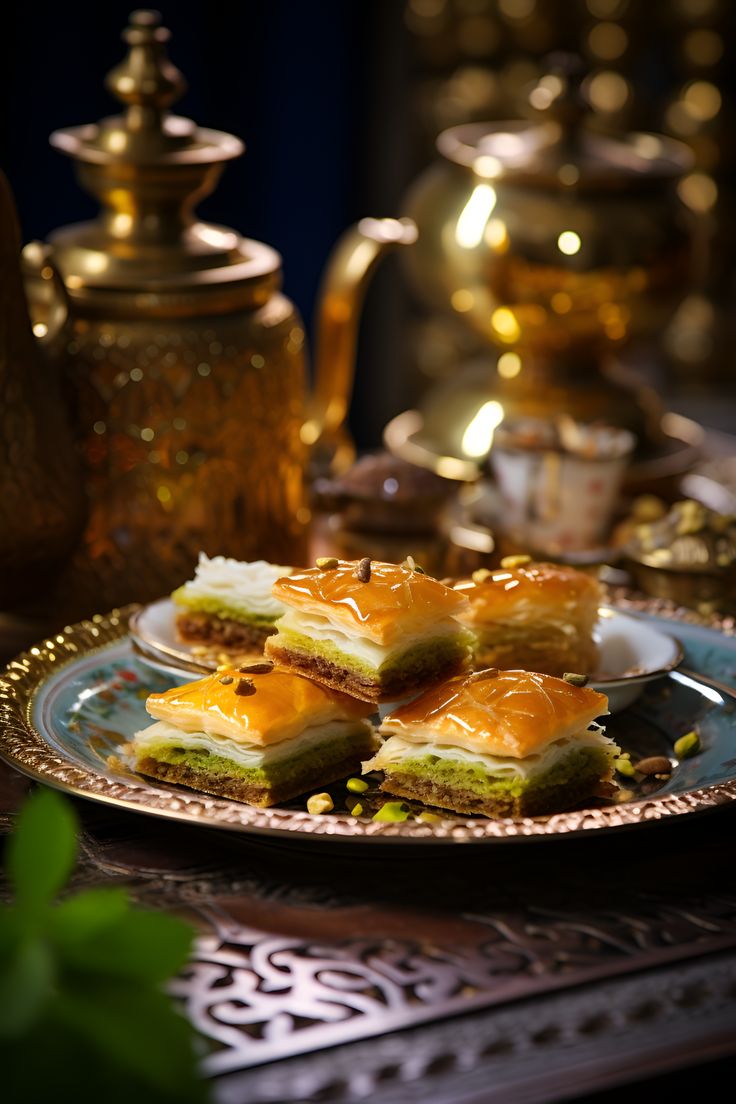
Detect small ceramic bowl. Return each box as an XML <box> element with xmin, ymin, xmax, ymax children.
<box><xmin>591</xmin><ymin>606</ymin><xmax>684</xmax><ymax>712</ymax></box>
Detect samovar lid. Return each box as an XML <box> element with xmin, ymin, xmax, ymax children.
<box><xmin>438</xmin><ymin>54</ymin><xmax>692</xmax><ymax>191</ymax></box>
<box><xmin>47</xmin><ymin>10</ymin><xmax>280</xmax><ymax>306</ymax></box>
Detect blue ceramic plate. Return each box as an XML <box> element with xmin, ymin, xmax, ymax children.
<box><xmin>1</xmin><ymin>608</ymin><xmax>735</xmax><ymax>843</ymax></box>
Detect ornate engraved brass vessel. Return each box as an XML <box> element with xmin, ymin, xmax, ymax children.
<box><xmin>27</xmin><ymin>10</ymin><xmax>413</xmax><ymax>616</ymax></box>
<box><xmin>392</xmin><ymin>58</ymin><xmax>695</xmax><ymax>477</ymax></box>
<box><xmin>0</xmin><ymin>172</ymin><xmax>85</xmax><ymax>609</ymax></box>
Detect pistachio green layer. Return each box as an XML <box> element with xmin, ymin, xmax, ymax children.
<box><xmin>137</xmin><ymin>729</ymin><xmax>373</xmax><ymax>786</ymax></box>
<box><xmin>273</xmin><ymin>626</ymin><xmax>475</xmax><ymax>679</ymax></box>
<box><xmin>388</xmin><ymin>746</ymin><xmax>612</xmax><ymax>800</ymax></box>
<box><xmin>171</xmin><ymin>587</ymin><xmax>280</xmax><ymax>628</ymax></box>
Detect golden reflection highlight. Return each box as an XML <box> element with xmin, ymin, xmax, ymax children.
<box><xmin>497</xmin><ymin>352</ymin><xmax>521</xmax><ymax>379</ymax></box>
<box><xmin>557</xmin><ymin>231</ymin><xmax>582</xmax><ymax>256</ymax></box>
<box><xmin>485</xmin><ymin>218</ymin><xmax>508</xmax><ymax>251</ymax></box>
<box><xmin>490</xmin><ymin>307</ymin><xmax>521</xmax><ymax>342</ymax></box>
<box><xmin>461</xmin><ymin>400</ymin><xmax>504</xmax><ymax>457</ymax></box>
<box><xmin>587</xmin><ymin>70</ymin><xmax>630</xmax><ymax>113</ymax></box>
<box><xmin>451</xmin><ymin>288</ymin><xmax>475</xmax><ymax>312</ymax></box>
<box><xmin>456</xmin><ymin>183</ymin><xmax>497</xmax><ymax>248</ymax></box>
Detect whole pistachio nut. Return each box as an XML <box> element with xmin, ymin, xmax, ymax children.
<box><xmin>674</xmin><ymin>730</ymin><xmax>700</xmax><ymax>760</ymax></box>
<box><xmin>634</xmin><ymin>755</ymin><xmax>672</xmax><ymax>776</ymax></box>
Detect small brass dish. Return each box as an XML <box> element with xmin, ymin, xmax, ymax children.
<box><xmin>624</xmin><ymin>500</ymin><xmax>736</xmax><ymax>615</ymax></box>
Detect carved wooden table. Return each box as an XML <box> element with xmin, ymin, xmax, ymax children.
<box><xmin>1</xmin><ymin>748</ymin><xmax>735</xmax><ymax>1103</ymax></box>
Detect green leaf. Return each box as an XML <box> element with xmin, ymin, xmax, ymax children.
<box><xmin>50</xmin><ymin>888</ymin><xmax>130</xmax><ymax>946</ymax></box>
<box><xmin>2</xmin><ymin>1015</ymin><xmax>207</xmax><ymax>1104</ymax></box>
<box><xmin>61</xmin><ymin>909</ymin><xmax>195</xmax><ymax>983</ymax></box>
<box><xmin>0</xmin><ymin>936</ymin><xmax>55</xmax><ymax>1037</ymax></box>
<box><xmin>0</xmin><ymin>908</ymin><xmax>23</xmax><ymax>956</ymax></box>
<box><xmin>56</xmin><ymin>981</ymin><xmax>209</xmax><ymax>1101</ymax></box>
<box><xmin>6</xmin><ymin>788</ymin><xmax>78</xmax><ymax>914</ymax></box>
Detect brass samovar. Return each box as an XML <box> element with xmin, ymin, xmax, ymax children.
<box><xmin>387</xmin><ymin>57</ymin><xmax>696</xmax><ymax>482</ymax></box>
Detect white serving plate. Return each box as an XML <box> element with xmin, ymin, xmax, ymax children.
<box><xmin>131</xmin><ymin>599</ymin><xmax>682</xmax><ymax>715</ymax></box>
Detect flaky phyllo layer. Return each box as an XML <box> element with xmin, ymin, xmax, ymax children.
<box><xmin>364</xmin><ymin>725</ymin><xmax>617</xmax><ymax>795</ymax></box>
<box><xmin>172</xmin><ymin>553</ymin><xmax>291</xmax><ymax>627</ymax></box>
<box><xmin>271</xmin><ymin>610</ymin><xmax>476</xmax><ymax>676</ymax></box>
<box><xmin>135</xmin><ymin>719</ymin><xmax>376</xmax><ymax>785</ymax></box>
<box><xmin>472</xmin><ymin>621</ymin><xmax>599</xmax><ymax>677</ymax></box>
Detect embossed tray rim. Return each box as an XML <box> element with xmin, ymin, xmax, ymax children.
<box><xmin>1</xmin><ymin>606</ymin><xmax>736</xmax><ymax>844</ymax></box>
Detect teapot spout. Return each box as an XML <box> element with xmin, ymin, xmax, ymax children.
<box><xmin>304</xmin><ymin>217</ymin><xmax>417</xmax><ymax>475</ymax></box>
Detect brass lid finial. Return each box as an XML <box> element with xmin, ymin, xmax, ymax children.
<box><xmin>105</xmin><ymin>9</ymin><xmax>187</xmax><ymax>133</ymax></box>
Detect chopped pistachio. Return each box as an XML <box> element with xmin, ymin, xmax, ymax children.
<box><xmin>614</xmin><ymin>757</ymin><xmax>636</xmax><ymax>778</ymax></box>
<box><xmin>648</xmin><ymin>547</ymin><xmax>673</xmax><ymax>566</ymax></box>
<box><xmin>471</xmin><ymin>568</ymin><xmax>493</xmax><ymax>584</ymax></box>
<box><xmin>350</xmin><ymin>802</ymin><xmax>364</xmax><ymax>817</ymax></box>
<box><xmin>674</xmin><ymin>730</ymin><xmax>700</xmax><ymax>760</ymax></box>
<box><xmin>307</xmin><ymin>793</ymin><xmax>334</xmax><ymax>815</ymax></box>
<box><xmin>372</xmin><ymin>801</ymin><xmax>410</xmax><ymax>823</ymax></box>
<box><xmin>346</xmin><ymin>777</ymin><xmax>369</xmax><ymax>794</ymax></box>
<box><xmin>402</xmin><ymin>555</ymin><xmax>426</xmax><ymax>574</ymax></box>
<box><xmin>417</xmin><ymin>811</ymin><xmax>441</xmax><ymax>823</ymax></box>
<box><xmin>500</xmin><ymin>554</ymin><xmax>532</xmax><ymax>569</ymax></box>
<box><xmin>563</xmin><ymin>672</ymin><xmax>589</xmax><ymax>687</ymax></box>
<box><xmin>355</xmin><ymin>557</ymin><xmax>372</xmax><ymax>583</ymax></box>
<box><xmin>316</xmin><ymin>556</ymin><xmax>339</xmax><ymax>570</ymax></box>
<box><xmin>632</xmin><ymin>495</ymin><xmax>666</xmax><ymax>523</ymax></box>
<box><xmin>218</xmin><ymin>675</ymin><xmax>234</xmax><ymax>685</ymax></box>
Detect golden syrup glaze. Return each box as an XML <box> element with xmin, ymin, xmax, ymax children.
<box><xmin>146</xmin><ymin>666</ymin><xmax>373</xmax><ymax>746</ymax></box>
<box><xmin>453</xmin><ymin>562</ymin><xmax>601</xmax><ymax>625</ymax></box>
<box><xmin>272</xmin><ymin>560</ymin><xmax>469</xmax><ymax>645</ymax></box>
<box><xmin>381</xmin><ymin>669</ymin><xmax>609</xmax><ymax>758</ymax></box>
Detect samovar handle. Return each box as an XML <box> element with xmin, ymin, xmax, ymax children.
<box><xmin>303</xmin><ymin>216</ymin><xmax>417</xmax><ymax>475</ymax></box>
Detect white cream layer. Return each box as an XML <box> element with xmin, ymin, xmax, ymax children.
<box><xmin>134</xmin><ymin>718</ymin><xmax>372</xmax><ymax>770</ymax></box>
<box><xmin>275</xmin><ymin>609</ymin><xmax>466</xmax><ymax>671</ymax></box>
<box><xmin>176</xmin><ymin>553</ymin><xmax>292</xmax><ymax>618</ymax></box>
<box><xmin>362</xmin><ymin>725</ymin><xmax>617</xmax><ymax>780</ymax></box>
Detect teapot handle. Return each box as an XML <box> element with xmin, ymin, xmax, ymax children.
<box><xmin>21</xmin><ymin>241</ymin><xmax>70</xmax><ymax>347</ymax></box>
<box><xmin>303</xmin><ymin>217</ymin><xmax>417</xmax><ymax>474</ymax></box>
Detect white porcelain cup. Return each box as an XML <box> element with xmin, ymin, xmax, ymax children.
<box><xmin>490</xmin><ymin>421</ymin><xmax>635</xmax><ymax>553</ymax></box>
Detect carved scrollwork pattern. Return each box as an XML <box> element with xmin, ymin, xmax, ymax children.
<box><xmin>164</xmin><ymin>893</ymin><xmax>736</xmax><ymax>1074</ymax></box>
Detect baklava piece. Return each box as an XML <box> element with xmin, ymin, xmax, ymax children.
<box><xmin>366</xmin><ymin>668</ymin><xmax>615</xmax><ymax>818</ymax></box>
<box><xmin>134</xmin><ymin>663</ymin><xmax>376</xmax><ymax>807</ymax></box>
<box><xmin>171</xmin><ymin>553</ymin><xmax>292</xmax><ymax>655</ymax></box>
<box><xmin>265</xmin><ymin>558</ymin><xmax>474</xmax><ymax>703</ymax></box>
<box><xmin>454</xmin><ymin>560</ymin><xmax>601</xmax><ymax>678</ymax></box>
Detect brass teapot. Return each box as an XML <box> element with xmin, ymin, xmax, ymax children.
<box><xmin>25</xmin><ymin>10</ymin><xmax>415</xmax><ymax>616</ymax></box>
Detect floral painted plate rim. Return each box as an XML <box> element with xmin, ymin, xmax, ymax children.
<box><xmin>1</xmin><ymin>606</ymin><xmax>736</xmax><ymax>844</ymax></box>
